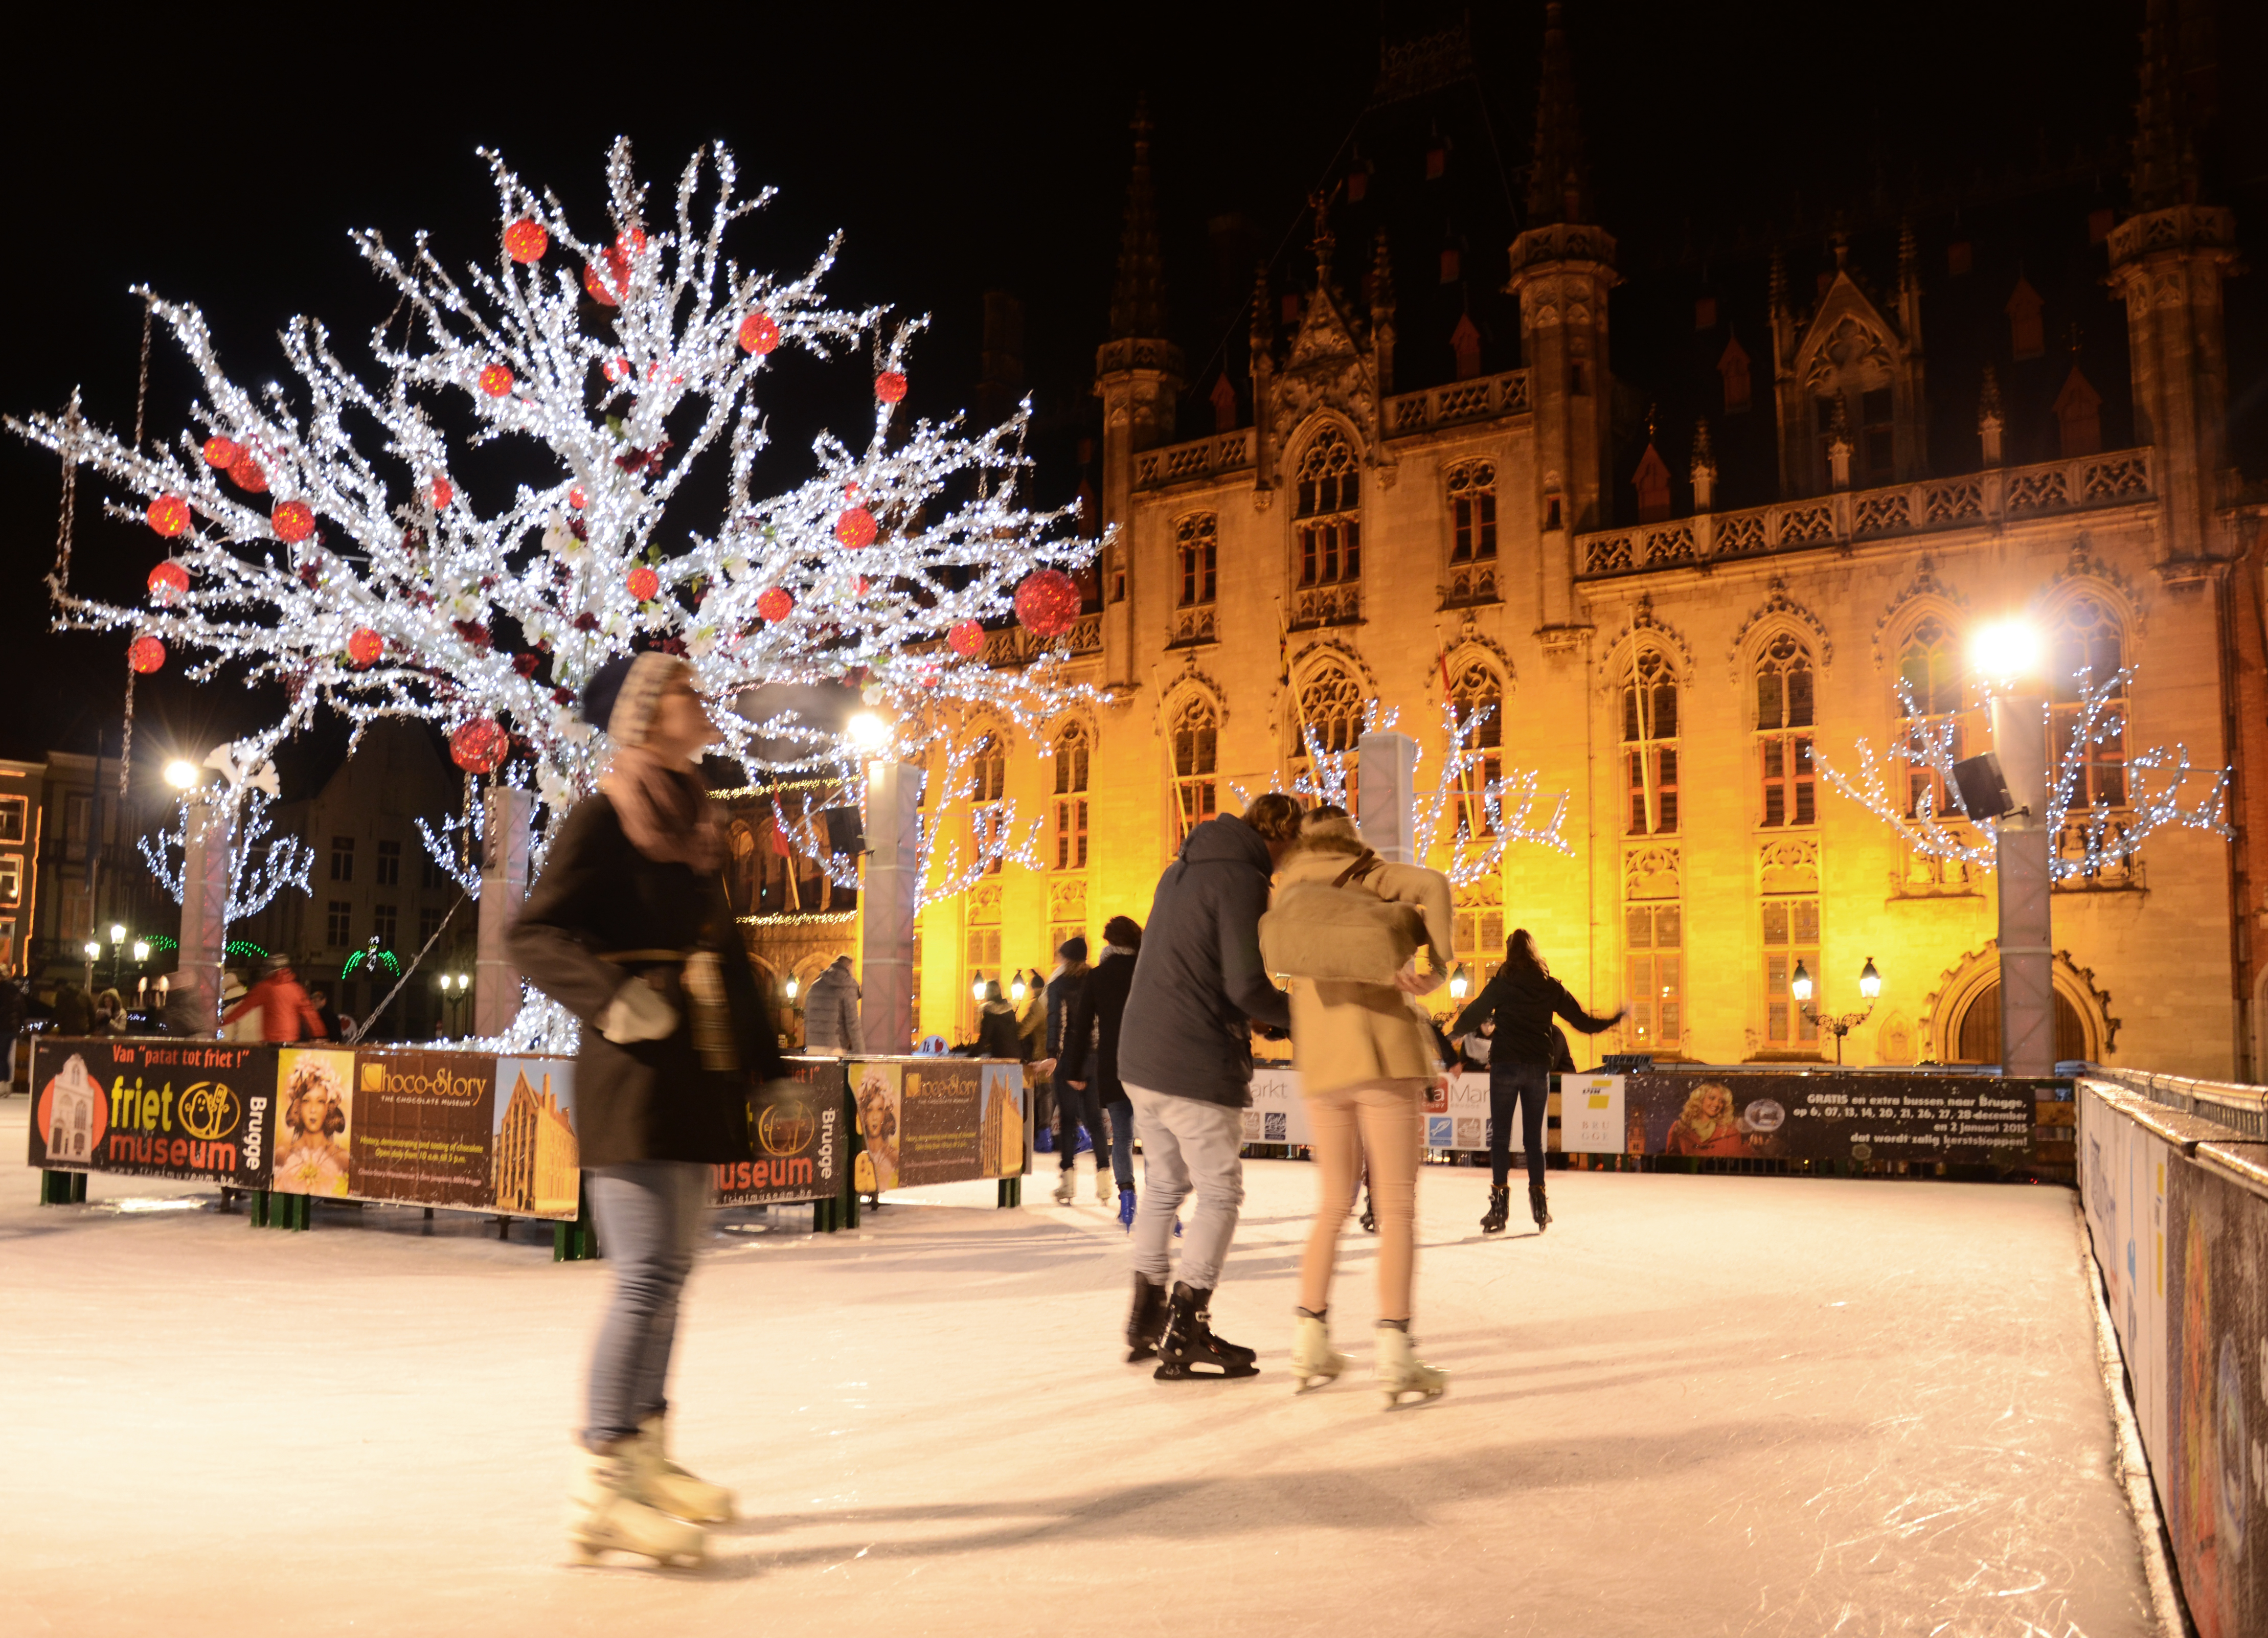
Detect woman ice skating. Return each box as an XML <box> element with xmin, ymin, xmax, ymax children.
<box><xmin>1045</xmin><ymin>937</ymin><xmax>1113</xmax><ymax>1207</ymax></box>
<box><xmin>1451</xmin><ymin>929</ymin><xmax>1626</xmax><ymax>1234</ymax></box>
<box><xmin>1062</xmin><ymin>915</ymin><xmax>1143</xmax><ymax>1228</ymax></box>
<box><xmin>1271</xmin><ymin>809</ymin><xmax>1453</xmax><ymax>1406</ymax></box>
<box><xmin>508</xmin><ymin>651</ymin><xmax>781</xmax><ymax>1569</ymax></box>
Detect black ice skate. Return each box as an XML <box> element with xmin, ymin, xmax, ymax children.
<box><xmin>1125</xmin><ymin>1273</ymin><xmax>1169</xmax><ymax>1362</ymax></box>
<box><xmin>1152</xmin><ymin>1282</ymin><xmax>1259</xmax><ymax>1380</ymax></box>
<box><xmin>1480</xmin><ymin>1186</ymin><xmax>1510</xmax><ymax>1234</ymax></box>
<box><xmin>1529</xmin><ymin>1182</ymin><xmax>1552</xmax><ymax>1232</ymax></box>
<box><xmin>1357</xmin><ymin>1190</ymin><xmax>1376</xmax><ymax>1234</ymax></box>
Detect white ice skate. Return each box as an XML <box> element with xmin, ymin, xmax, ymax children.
<box><xmin>632</xmin><ymin>1413</ymin><xmax>735</xmax><ymax>1523</ymax></box>
<box><xmin>1289</xmin><ymin>1313</ymin><xmax>1349</xmax><ymax>1392</ymax></box>
<box><xmin>568</xmin><ymin>1443</ymin><xmax>706</xmax><ymax>1567</ymax></box>
<box><xmin>1053</xmin><ymin>1170</ymin><xmax>1077</xmax><ymax>1205</ymax></box>
<box><xmin>1094</xmin><ymin>1170</ymin><xmax>1114</xmax><ymax>1204</ymax></box>
<box><xmin>1374</xmin><ymin>1326</ymin><xmax>1447</xmax><ymax>1408</ymax></box>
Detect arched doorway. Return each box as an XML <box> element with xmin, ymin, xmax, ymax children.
<box><xmin>1952</xmin><ymin>981</ymin><xmax>2089</xmax><ymax>1065</ymax></box>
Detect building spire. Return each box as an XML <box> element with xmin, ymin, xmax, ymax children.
<box><xmin>1108</xmin><ymin>97</ymin><xmax>1168</xmax><ymax>340</ymax></box>
<box><xmin>2128</xmin><ymin>0</ymin><xmax>2190</xmax><ymax>212</ymax></box>
<box><xmin>1524</xmin><ymin>1</ymin><xmax>1587</xmax><ymax>225</ymax></box>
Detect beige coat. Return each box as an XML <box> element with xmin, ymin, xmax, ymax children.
<box><xmin>1273</xmin><ymin>818</ymin><xmax>1455</xmax><ymax>1095</ymax></box>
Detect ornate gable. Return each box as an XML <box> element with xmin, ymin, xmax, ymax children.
<box><xmin>1796</xmin><ymin>274</ymin><xmax>1904</xmax><ymax>393</ymax></box>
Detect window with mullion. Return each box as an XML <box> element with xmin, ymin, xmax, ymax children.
<box><xmin>1624</xmin><ymin>901</ymin><xmax>1683</xmax><ymax>1050</ymax></box>
<box><xmin>1762</xmin><ymin>897</ymin><xmax>1821</xmax><ymax>1045</ymax></box>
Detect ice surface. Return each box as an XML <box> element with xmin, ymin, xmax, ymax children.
<box><xmin>0</xmin><ymin>1099</ymin><xmax>2156</xmax><ymax>1636</ymax></box>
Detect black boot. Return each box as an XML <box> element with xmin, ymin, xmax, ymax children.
<box><xmin>1357</xmin><ymin>1190</ymin><xmax>1376</xmax><ymax>1234</ymax></box>
<box><xmin>1529</xmin><ymin>1182</ymin><xmax>1551</xmax><ymax>1231</ymax></box>
<box><xmin>1124</xmin><ymin>1275</ymin><xmax>1169</xmax><ymax>1363</ymax></box>
<box><xmin>1480</xmin><ymin>1185</ymin><xmax>1509</xmax><ymax>1234</ymax></box>
<box><xmin>1153</xmin><ymin>1282</ymin><xmax>1259</xmax><ymax>1380</ymax></box>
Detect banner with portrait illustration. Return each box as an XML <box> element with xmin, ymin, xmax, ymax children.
<box><xmin>29</xmin><ymin>1037</ymin><xmax>275</xmax><ymax>1189</ymax></box>
<box><xmin>1620</xmin><ymin>1072</ymin><xmax>2035</xmax><ymax>1164</ymax></box>
<box><xmin>845</xmin><ymin>1056</ymin><xmax>1028</xmax><ymax>1193</ymax></box>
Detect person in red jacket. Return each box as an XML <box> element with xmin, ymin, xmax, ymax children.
<box><xmin>223</xmin><ymin>956</ymin><xmax>329</xmax><ymax>1043</ymax></box>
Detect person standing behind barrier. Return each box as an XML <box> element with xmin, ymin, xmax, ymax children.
<box><xmin>1045</xmin><ymin>937</ymin><xmax>1111</xmax><ymax>1207</ymax></box>
<box><xmin>1450</xmin><ymin>929</ymin><xmax>1625</xmax><ymax>1235</ymax></box>
<box><xmin>508</xmin><ymin>651</ymin><xmax>779</xmax><ymax>1569</ymax></box>
<box><xmin>223</xmin><ymin>956</ymin><xmax>328</xmax><ymax>1044</ymax></box>
<box><xmin>0</xmin><ymin>964</ymin><xmax>22</xmax><ymax>1087</ymax></box>
<box><xmin>1063</xmin><ymin>916</ymin><xmax>1142</xmax><ymax>1228</ymax></box>
<box><xmin>1117</xmin><ymin>793</ymin><xmax>1300</xmax><ymax>1380</ymax></box>
<box><xmin>802</xmin><ymin>955</ymin><xmax>863</xmax><ymax>1058</ymax></box>
<box><xmin>1274</xmin><ymin>811</ymin><xmax>1452</xmax><ymax>1405</ymax></box>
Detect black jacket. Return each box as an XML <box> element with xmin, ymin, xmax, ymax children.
<box><xmin>975</xmin><ymin>1000</ymin><xmax>1026</xmax><ymax>1060</ymax></box>
<box><xmin>507</xmin><ymin>794</ymin><xmax>779</xmax><ymax>1168</ymax></box>
<box><xmin>1118</xmin><ymin>814</ymin><xmax>1290</xmax><ymax>1107</ymax></box>
<box><xmin>1044</xmin><ymin>965</ymin><xmax>1095</xmax><ymax>1086</ymax></box>
<box><xmin>1062</xmin><ymin>948</ymin><xmax>1136</xmax><ymax>1103</ymax></box>
<box><xmin>1451</xmin><ymin>967</ymin><xmax>1619</xmax><ymax>1071</ymax></box>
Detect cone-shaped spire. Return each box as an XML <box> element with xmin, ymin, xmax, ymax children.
<box><xmin>1108</xmin><ymin>98</ymin><xmax>1168</xmax><ymax>340</ymax></box>
<box><xmin>1525</xmin><ymin>2</ymin><xmax>1587</xmax><ymax>225</ymax></box>
<box><xmin>1369</xmin><ymin>228</ymin><xmax>1395</xmax><ymax>322</ymax></box>
<box><xmin>2128</xmin><ymin>0</ymin><xmax>2188</xmax><ymax>212</ymax></box>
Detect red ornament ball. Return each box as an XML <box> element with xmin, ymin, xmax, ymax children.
<box><xmin>738</xmin><ymin>312</ymin><xmax>780</xmax><ymax>355</ymax></box>
<box><xmin>615</xmin><ymin>226</ymin><xmax>647</xmax><ymax>259</ymax></box>
<box><xmin>602</xmin><ymin>355</ymin><xmax>630</xmax><ymax>382</ymax></box>
<box><xmin>348</xmin><ymin>627</ymin><xmax>383</xmax><ymax>667</ymax></box>
<box><xmin>627</xmin><ymin>565</ymin><xmax>661</xmax><ymax>601</ymax></box>
<box><xmin>582</xmin><ymin>262</ymin><xmax>620</xmax><ymax>307</ymax></box>
<box><xmin>450</xmin><ymin>718</ymin><xmax>509</xmax><ymax>774</ymax></box>
<box><xmin>147</xmin><ymin>561</ymin><xmax>191</xmax><ymax>602</ymax></box>
<box><xmin>568</xmin><ymin>486</ymin><xmax>586</xmax><ymax>510</ymax></box>
<box><xmin>271</xmin><ymin>500</ymin><xmax>315</xmax><ymax>543</ymax></box>
<box><xmin>478</xmin><ymin>362</ymin><xmax>514</xmax><ymax>398</ymax></box>
<box><xmin>834</xmin><ymin>506</ymin><xmax>877</xmax><ymax>549</ymax></box>
<box><xmin>503</xmin><ymin>218</ymin><xmax>549</xmax><ymax>263</ymax></box>
<box><xmin>756</xmin><ymin>586</ymin><xmax>793</xmax><ymax>622</ymax></box>
<box><xmin>128</xmin><ymin>634</ymin><xmax>166</xmax><ymax>674</ymax></box>
<box><xmin>875</xmin><ymin>371</ymin><xmax>908</xmax><ymax>404</ymax></box>
<box><xmin>146</xmin><ymin>493</ymin><xmax>192</xmax><ymax>537</ymax></box>
<box><xmin>201</xmin><ymin>436</ymin><xmax>241</xmax><ymax>469</ymax></box>
<box><xmin>947</xmin><ymin>619</ymin><xmax>985</xmax><ymax>657</ymax></box>
<box><xmin>1014</xmin><ymin>568</ymin><xmax>1081</xmax><ymax>638</ymax></box>
<box><xmin>430</xmin><ymin>475</ymin><xmax>454</xmax><ymax>509</ymax></box>
<box><xmin>227</xmin><ymin>452</ymin><xmax>267</xmax><ymax>492</ymax></box>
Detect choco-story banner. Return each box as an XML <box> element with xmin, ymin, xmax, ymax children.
<box><xmin>342</xmin><ymin>1049</ymin><xmax>497</xmax><ymax>1209</ymax></box>
<box><xmin>30</xmin><ymin>1036</ymin><xmax>274</xmax><ymax>1189</ymax></box>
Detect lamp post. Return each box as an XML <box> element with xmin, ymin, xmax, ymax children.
<box><xmin>82</xmin><ymin>939</ymin><xmax>100</xmax><ymax>989</ymax></box>
<box><xmin>1009</xmin><ymin>970</ymin><xmax>1030</xmax><ymax>1006</ymax></box>
<box><xmin>436</xmin><ymin>971</ymin><xmax>471</xmax><ymax>1037</ymax></box>
<box><xmin>1792</xmin><ymin>957</ymin><xmax>1881</xmax><ymax>1066</ymax></box>
<box><xmin>1447</xmin><ymin>965</ymin><xmax>1470</xmax><ymax>1003</ymax></box>
<box><xmin>107</xmin><ymin>922</ymin><xmax>127</xmax><ymax>991</ymax></box>
<box><xmin>784</xmin><ymin>973</ymin><xmax>800</xmax><ymax>1005</ymax></box>
<box><xmin>1970</xmin><ymin>620</ymin><xmax>2055</xmax><ymax>1076</ymax></box>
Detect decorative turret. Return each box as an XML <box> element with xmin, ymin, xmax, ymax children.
<box><xmin>1525</xmin><ymin>1</ymin><xmax>1586</xmax><ymax>226</ymax></box>
<box><xmin>1369</xmin><ymin>228</ymin><xmax>1396</xmax><ymax>400</ymax></box>
<box><xmin>1107</xmin><ymin>98</ymin><xmax>1168</xmax><ymax>343</ymax></box>
<box><xmin>1977</xmin><ymin>365</ymin><xmax>2004</xmax><ymax>468</ymax></box>
<box><xmin>1690</xmin><ymin>418</ymin><xmax>1718</xmax><ymax>512</ymax></box>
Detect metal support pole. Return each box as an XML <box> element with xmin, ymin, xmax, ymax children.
<box><xmin>1991</xmin><ymin>693</ymin><xmax>2056</xmax><ymax>1076</ymax></box>
<box><xmin>859</xmin><ymin>760</ymin><xmax>920</xmax><ymax>1054</ymax></box>
<box><xmin>1356</xmin><ymin>731</ymin><xmax>1420</xmax><ymax>863</ymax></box>
<box><xmin>474</xmin><ymin>786</ymin><xmax>533</xmax><ymax>1037</ymax></box>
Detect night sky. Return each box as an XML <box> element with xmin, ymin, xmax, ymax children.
<box><xmin>4</xmin><ymin>1</ymin><xmax>2257</xmax><ymax>793</ymax></box>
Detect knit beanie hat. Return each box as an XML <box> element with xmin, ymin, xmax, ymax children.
<box><xmin>582</xmin><ymin>652</ymin><xmax>681</xmax><ymax>746</ymax></box>
<box><xmin>1057</xmin><ymin>935</ymin><xmax>1088</xmax><ymax>964</ymax></box>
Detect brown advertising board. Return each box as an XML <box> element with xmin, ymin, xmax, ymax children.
<box><xmin>714</xmin><ymin>1059</ymin><xmax>844</xmax><ymax>1206</ymax></box>
<box><xmin>333</xmin><ymin>1049</ymin><xmax>499</xmax><ymax>1209</ymax></box>
<box><xmin>1620</xmin><ymin>1072</ymin><xmax>2036</xmax><ymax>1164</ymax></box>
<box><xmin>847</xmin><ymin>1056</ymin><xmax>1026</xmax><ymax>1192</ymax></box>
<box><xmin>30</xmin><ymin>1036</ymin><xmax>275</xmax><ymax>1189</ymax></box>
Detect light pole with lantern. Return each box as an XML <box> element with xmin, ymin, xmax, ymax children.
<box><xmin>1791</xmin><ymin>958</ymin><xmax>1882</xmax><ymax>1066</ymax></box>
<box><xmin>436</xmin><ymin>971</ymin><xmax>471</xmax><ymax>1037</ymax></box>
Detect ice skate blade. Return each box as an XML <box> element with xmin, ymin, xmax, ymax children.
<box><xmin>1381</xmin><ymin>1384</ymin><xmax>1448</xmax><ymax>1408</ymax></box>
<box><xmin>1125</xmin><ymin>1344</ymin><xmax>1158</xmax><ymax>1363</ymax></box>
<box><xmin>569</xmin><ymin>1536</ymin><xmax>706</xmax><ymax>1569</ymax></box>
<box><xmin>1153</xmin><ymin>1358</ymin><xmax>1260</xmax><ymax>1381</ymax></box>
<box><xmin>1291</xmin><ymin>1368</ymin><xmax>1343</xmax><ymax>1393</ymax></box>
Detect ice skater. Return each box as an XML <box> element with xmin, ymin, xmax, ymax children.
<box><xmin>510</xmin><ymin>651</ymin><xmax>783</xmax><ymax>1567</ymax></box>
<box><xmin>1062</xmin><ymin>915</ymin><xmax>1143</xmax><ymax>1228</ymax></box>
<box><xmin>1043</xmin><ymin>936</ymin><xmax>1112</xmax><ymax>1205</ymax></box>
<box><xmin>1116</xmin><ymin>792</ymin><xmax>1301</xmax><ymax>1379</ymax></box>
<box><xmin>1450</xmin><ymin>929</ymin><xmax>1626</xmax><ymax>1234</ymax></box>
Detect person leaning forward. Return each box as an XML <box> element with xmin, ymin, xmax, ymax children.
<box><xmin>1115</xmin><ymin>792</ymin><xmax>1300</xmax><ymax>1380</ymax></box>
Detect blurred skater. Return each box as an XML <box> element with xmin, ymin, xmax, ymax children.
<box><xmin>1045</xmin><ymin>937</ymin><xmax>1114</xmax><ymax>1206</ymax></box>
<box><xmin>510</xmin><ymin>651</ymin><xmax>780</xmax><ymax>1568</ymax></box>
<box><xmin>1451</xmin><ymin>929</ymin><xmax>1625</xmax><ymax>1234</ymax></box>
<box><xmin>1063</xmin><ymin>916</ymin><xmax>1143</xmax><ymax>1228</ymax></box>
<box><xmin>1117</xmin><ymin>793</ymin><xmax>1299</xmax><ymax>1379</ymax></box>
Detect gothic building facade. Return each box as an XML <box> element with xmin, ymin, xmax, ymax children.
<box><xmin>856</xmin><ymin>5</ymin><xmax>2265</xmax><ymax>1079</ymax></box>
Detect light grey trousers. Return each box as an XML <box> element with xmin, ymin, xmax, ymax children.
<box><xmin>583</xmin><ymin>1160</ymin><xmax>710</xmax><ymax>1449</ymax></box>
<box><xmin>1125</xmin><ymin>1082</ymin><xmax>1245</xmax><ymax>1293</ymax></box>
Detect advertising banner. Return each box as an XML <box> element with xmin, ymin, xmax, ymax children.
<box><xmin>30</xmin><ymin>1037</ymin><xmax>274</xmax><ymax>1189</ymax></box>
<box><xmin>1621</xmin><ymin>1073</ymin><xmax>2033</xmax><ymax>1163</ymax></box>
<box><xmin>1558</xmin><ymin>1074</ymin><xmax>1626</xmax><ymax>1154</ymax></box>
<box><xmin>2079</xmin><ymin>1082</ymin><xmax>2169</xmax><ymax>1462</ymax></box>
<box><xmin>851</xmin><ymin>1060</ymin><xmax>903</xmax><ymax>1194</ymax></box>
<box><xmin>1242</xmin><ymin>1065</ymin><xmax>1313</xmax><ymax>1148</ymax></box>
<box><xmin>493</xmin><ymin>1057</ymin><xmax>581</xmax><ymax>1218</ymax></box>
<box><xmin>980</xmin><ymin>1063</ymin><xmax>1027</xmax><ymax>1179</ymax></box>
<box><xmin>272</xmin><ymin>1046</ymin><xmax>359</xmax><ymax>1197</ymax></box>
<box><xmin>897</xmin><ymin>1058</ymin><xmax>989</xmax><ymax>1187</ymax></box>
<box><xmin>715</xmin><ymin>1060</ymin><xmax>843</xmax><ymax>1206</ymax></box>
<box><xmin>343</xmin><ymin>1050</ymin><xmax>498</xmax><ymax>1210</ymax></box>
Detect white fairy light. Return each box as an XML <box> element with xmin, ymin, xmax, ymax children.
<box><xmin>138</xmin><ymin>789</ymin><xmax>316</xmax><ymax>925</ymax></box>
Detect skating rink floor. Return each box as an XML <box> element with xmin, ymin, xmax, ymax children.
<box><xmin>1</xmin><ymin>1099</ymin><xmax>2161</xmax><ymax>1637</ymax></box>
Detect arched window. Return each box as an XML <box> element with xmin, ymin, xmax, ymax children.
<box><xmin>1176</xmin><ymin>513</ymin><xmax>1217</xmax><ymax>609</ymax></box>
<box><xmin>969</xmin><ymin>733</ymin><xmax>1007</xmax><ymax>875</ymax></box>
<box><xmin>1294</xmin><ymin>429</ymin><xmax>1362</xmax><ymax>625</ymax></box>
<box><xmin>1447</xmin><ymin>658</ymin><xmax>1503</xmax><ymax>837</ymax></box>
<box><xmin>1754</xmin><ymin>632</ymin><xmax>1816</xmax><ymax>827</ymax></box>
<box><xmin>1621</xmin><ymin>647</ymin><xmax>1679</xmax><ymax>835</ymax></box>
<box><xmin>1447</xmin><ymin>463</ymin><xmax>1496</xmax><ymax>565</ymax></box>
<box><xmin>2049</xmin><ymin>597</ymin><xmax>2126</xmax><ymax>810</ymax></box>
<box><xmin>1053</xmin><ymin>723</ymin><xmax>1089</xmax><ymax>870</ymax></box>
<box><xmin>1296</xmin><ymin>662</ymin><xmax>1365</xmax><ymax>758</ymax></box>
<box><xmin>1170</xmin><ymin>695</ymin><xmax>1218</xmax><ymax>843</ymax></box>
<box><xmin>1895</xmin><ymin>616</ymin><xmax>1965</xmax><ymax>819</ymax></box>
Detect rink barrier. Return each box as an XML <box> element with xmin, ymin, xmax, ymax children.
<box><xmin>27</xmin><ymin>1037</ymin><xmax>1031</xmax><ymax>1253</ymax></box>
<box><xmin>2075</xmin><ymin>1075</ymin><xmax>2268</xmax><ymax>1634</ymax></box>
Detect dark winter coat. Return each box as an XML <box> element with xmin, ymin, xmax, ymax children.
<box><xmin>1063</xmin><ymin>948</ymin><xmax>1137</xmax><ymax>1105</ymax></box>
<box><xmin>51</xmin><ymin>984</ymin><xmax>94</xmax><ymax>1036</ymax></box>
<box><xmin>1451</xmin><ymin>967</ymin><xmax>1619</xmax><ymax>1072</ymax></box>
<box><xmin>1044</xmin><ymin>965</ymin><xmax>1095</xmax><ymax>1087</ymax></box>
<box><xmin>0</xmin><ymin>976</ymin><xmax>24</xmax><ymax>1040</ymax></box>
<box><xmin>974</xmin><ymin>1000</ymin><xmax>1026</xmax><ymax>1061</ymax></box>
<box><xmin>507</xmin><ymin>794</ymin><xmax>778</xmax><ymax>1169</ymax></box>
<box><xmin>802</xmin><ymin>960</ymin><xmax>863</xmax><ymax>1054</ymax></box>
<box><xmin>1117</xmin><ymin>813</ymin><xmax>1290</xmax><ymax>1108</ymax></box>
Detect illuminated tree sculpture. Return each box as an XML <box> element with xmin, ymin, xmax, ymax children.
<box><xmin>13</xmin><ymin>140</ymin><xmax>1097</xmax><ymax>846</ymax></box>
<box><xmin>139</xmin><ymin>789</ymin><xmax>316</xmax><ymax>928</ymax></box>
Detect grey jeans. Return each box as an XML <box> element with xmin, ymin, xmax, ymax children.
<box><xmin>584</xmin><ymin>1160</ymin><xmax>710</xmax><ymax>1449</ymax></box>
<box><xmin>1125</xmin><ymin>1082</ymin><xmax>1244</xmax><ymax>1292</ymax></box>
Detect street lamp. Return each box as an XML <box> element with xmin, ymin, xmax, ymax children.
<box><xmin>163</xmin><ymin>759</ymin><xmax>200</xmax><ymax>790</ymax></box>
<box><xmin>1793</xmin><ymin>958</ymin><xmax>1882</xmax><ymax>1066</ymax></box>
<box><xmin>1448</xmin><ymin>964</ymin><xmax>1470</xmax><ymax>1002</ymax></box>
<box><xmin>131</xmin><ymin>939</ymin><xmax>150</xmax><ymax>965</ymax></box>
<box><xmin>83</xmin><ymin>939</ymin><xmax>100</xmax><ymax>988</ymax></box>
<box><xmin>784</xmin><ymin>974</ymin><xmax>800</xmax><ymax>1003</ymax></box>
<box><xmin>436</xmin><ymin>971</ymin><xmax>471</xmax><ymax>1036</ymax></box>
<box><xmin>1010</xmin><ymin>970</ymin><xmax>1029</xmax><ymax>1005</ymax></box>
<box><xmin>847</xmin><ymin>711</ymin><xmax>890</xmax><ymax>751</ymax></box>
<box><xmin>970</xmin><ymin>974</ymin><xmax>987</xmax><ymax>1003</ymax></box>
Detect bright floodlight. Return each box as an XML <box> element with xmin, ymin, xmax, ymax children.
<box><xmin>1858</xmin><ymin>957</ymin><xmax>1883</xmax><ymax>1000</ymax></box>
<box><xmin>1969</xmin><ymin>619</ymin><xmax>2042</xmax><ymax>684</ymax></box>
<box><xmin>1790</xmin><ymin>959</ymin><xmax>1814</xmax><ymax>1004</ymax></box>
<box><xmin>164</xmin><ymin>759</ymin><xmax>200</xmax><ymax>789</ymax></box>
<box><xmin>847</xmin><ymin>711</ymin><xmax>889</xmax><ymax>750</ymax></box>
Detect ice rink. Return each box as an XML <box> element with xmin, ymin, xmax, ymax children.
<box><xmin>1</xmin><ymin>1099</ymin><xmax>2159</xmax><ymax>1637</ymax></box>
